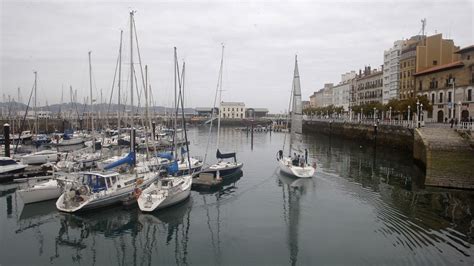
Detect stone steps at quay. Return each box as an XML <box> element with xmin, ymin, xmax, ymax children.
<box><xmin>414</xmin><ymin>127</ymin><xmax>474</xmax><ymax>189</ymax></box>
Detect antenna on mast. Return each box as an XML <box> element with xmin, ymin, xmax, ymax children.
<box><xmin>421</xmin><ymin>18</ymin><xmax>426</xmax><ymax>36</ymax></box>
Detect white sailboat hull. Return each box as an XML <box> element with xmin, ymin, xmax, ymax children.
<box><xmin>0</xmin><ymin>163</ymin><xmax>27</xmax><ymax>175</ymax></box>
<box><xmin>20</xmin><ymin>150</ymin><xmax>58</xmax><ymax>165</ymax></box>
<box><xmin>138</xmin><ymin>175</ymin><xmax>192</xmax><ymax>212</ymax></box>
<box><xmin>56</xmin><ymin>172</ymin><xmax>158</xmax><ymax>213</ymax></box>
<box><xmin>278</xmin><ymin>157</ymin><xmax>314</xmax><ymax>178</ymax></box>
<box><xmin>17</xmin><ymin>179</ymin><xmax>62</xmax><ymax>204</ymax></box>
<box><xmin>55</xmin><ymin>138</ymin><xmax>84</xmax><ymax>146</ymax></box>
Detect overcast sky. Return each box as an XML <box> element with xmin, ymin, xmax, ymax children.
<box><xmin>1</xmin><ymin>0</ymin><xmax>473</xmax><ymax>113</ymax></box>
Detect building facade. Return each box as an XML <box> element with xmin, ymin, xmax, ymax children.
<box><xmin>332</xmin><ymin>71</ymin><xmax>356</xmax><ymax>111</ymax></box>
<box><xmin>321</xmin><ymin>83</ymin><xmax>334</xmax><ymax>107</ymax></box>
<box><xmin>400</xmin><ymin>34</ymin><xmax>460</xmax><ymax>100</ymax></box>
<box><xmin>355</xmin><ymin>66</ymin><xmax>384</xmax><ymax>105</ymax></box>
<box><xmin>414</xmin><ymin>45</ymin><xmax>474</xmax><ymax>122</ymax></box>
<box><xmin>220</xmin><ymin>102</ymin><xmax>246</xmax><ymax>118</ymax></box>
<box><xmin>309</xmin><ymin>90</ymin><xmax>324</xmax><ymax>108</ymax></box>
<box><xmin>383</xmin><ymin>40</ymin><xmax>403</xmax><ymax>104</ymax></box>
<box><xmin>399</xmin><ymin>35</ymin><xmax>423</xmax><ymax>99</ymax></box>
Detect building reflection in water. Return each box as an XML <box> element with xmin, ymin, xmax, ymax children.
<box><xmin>305</xmin><ymin>132</ymin><xmax>474</xmax><ymax>259</ymax></box>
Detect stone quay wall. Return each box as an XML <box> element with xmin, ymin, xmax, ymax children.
<box><xmin>303</xmin><ymin>120</ymin><xmax>414</xmax><ymax>151</ymax></box>
<box><xmin>414</xmin><ymin>128</ymin><xmax>474</xmax><ymax>189</ymax></box>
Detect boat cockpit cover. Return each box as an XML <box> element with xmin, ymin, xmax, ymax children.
<box><xmin>167</xmin><ymin>161</ymin><xmax>178</xmax><ymax>175</ymax></box>
<box><xmin>104</xmin><ymin>152</ymin><xmax>136</xmax><ymax>170</ymax></box>
<box><xmin>216</xmin><ymin>149</ymin><xmax>236</xmax><ymax>159</ymax></box>
<box><xmin>157</xmin><ymin>152</ymin><xmax>173</xmax><ymax>160</ymax></box>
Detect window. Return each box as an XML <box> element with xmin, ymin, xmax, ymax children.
<box><xmin>418</xmin><ymin>81</ymin><xmax>422</xmax><ymax>91</ymax></box>
<box><xmin>468</xmin><ymin>89</ymin><xmax>472</xmax><ymax>101</ymax></box>
<box><xmin>431</xmin><ymin>93</ymin><xmax>435</xmax><ymax>103</ymax></box>
<box><xmin>439</xmin><ymin>92</ymin><xmax>443</xmax><ymax>103</ymax></box>
<box><xmin>468</xmin><ymin>55</ymin><xmax>471</xmax><ymax>60</ymax></box>
<box><xmin>433</xmin><ymin>60</ymin><xmax>438</xmax><ymax>66</ymax></box>
<box><xmin>448</xmin><ymin>91</ymin><xmax>452</xmax><ymax>102</ymax></box>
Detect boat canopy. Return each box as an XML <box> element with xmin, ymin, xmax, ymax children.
<box><xmin>166</xmin><ymin>161</ymin><xmax>179</xmax><ymax>175</ymax></box>
<box><xmin>104</xmin><ymin>152</ymin><xmax>136</xmax><ymax>170</ymax></box>
<box><xmin>216</xmin><ymin>149</ymin><xmax>236</xmax><ymax>162</ymax></box>
<box><xmin>157</xmin><ymin>152</ymin><xmax>173</xmax><ymax>160</ymax></box>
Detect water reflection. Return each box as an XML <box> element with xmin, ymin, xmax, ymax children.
<box><xmin>306</xmin><ymin>132</ymin><xmax>474</xmax><ymax>262</ymax></box>
<box><xmin>278</xmin><ymin>174</ymin><xmax>315</xmax><ymax>266</ymax></box>
<box><xmin>138</xmin><ymin>199</ymin><xmax>193</xmax><ymax>266</ymax></box>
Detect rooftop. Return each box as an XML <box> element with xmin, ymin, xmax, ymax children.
<box><xmin>455</xmin><ymin>45</ymin><xmax>474</xmax><ymax>54</ymax></box>
<box><xmin>221</xmin><ymin>102</ymin><xmax>245</xmax><ymax>106</ymax></box>
<box><xmin>414</xmin><ymin>61</ymin><xmax>464</xmax><ymax>76</ymax></box>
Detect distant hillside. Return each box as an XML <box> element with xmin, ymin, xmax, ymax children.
<box><xmin>0</xmin><ymin>102</ymin><xmax>195</xmax><ymax>115</ymax></box>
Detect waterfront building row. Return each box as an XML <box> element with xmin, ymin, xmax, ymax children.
<box><xmin>308</xmin><ymin>32</ymin><xmax>471</xmax><ymax>117</ymax></box>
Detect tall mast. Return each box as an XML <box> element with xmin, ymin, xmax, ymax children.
<box><xmin>129</xmin><ymin>11</ymin><xmax>134</xmax><ymax>129</ymax></box>
<box><xmin>174</xmin><ymin>47</ymin><xmax>177</xmax><ymax>136</ymax></box>
<box><xmin>144</xmin><ymin>65</ymin><xmax>150</xmax><ymax>158</ymax></box>
<box><xmin>118</xmin><ymin>30</ymin><xmax>123</xmax><ymax>134</ymax></box>
<box><xmin>34</xmin><ymin>71</ymin><xmax>38</xmax><ymax>135</ymax></box>
<box><xmin>216</xmin><ymin>45</ymin><xmax>224</xmax><ymax>151</ymax></box>
<box><xmin>173</xmin><ymin>47</ymin><xmax>178</xmax><ymax>157</ymax></box>
<box><xmin>88</xmin><ymin>51</ymin><xmax>95</xmax><ymax>142</ymax></box>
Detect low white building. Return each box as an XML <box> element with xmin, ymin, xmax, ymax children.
<box><xmin>220</xmin><ymin>102</ymin><xmax>245</xmax><ymax>119</ymax></box>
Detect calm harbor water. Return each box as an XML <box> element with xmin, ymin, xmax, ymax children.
<box><xmin>1</xmin><ymin>127</ymin><xmax>473</xmax><ymax>265</ymax></box>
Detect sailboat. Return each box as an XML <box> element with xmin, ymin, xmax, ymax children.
<box><xmin>56</xmin><ymin>12</ymin><xmax>159</xmax><ymax>212</ymax></box>
<box><xmin>277</xmin><ymin>56</ymin><xmax>315</xmax><ymax>178</ymax></box>
<box><xmin>200</xmin><ymin>45</ymin><xmax>243</xmax><ymax>179</ymax></box>
<box><xmin>137</xmin><ymin>48</ymin><xmax>193</xmax><ymax>212</ymax></box>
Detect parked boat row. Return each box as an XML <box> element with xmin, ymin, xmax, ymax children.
<box><xmin>3</xmin><ymin>12</ymin><xmax>245</xmax><ymax>220</ymax></box>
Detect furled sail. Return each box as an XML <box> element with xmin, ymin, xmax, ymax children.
<box><xmin>290</xmin><ymin>56</ymin><xmax>303</xmax><ymax>154</ymax></box>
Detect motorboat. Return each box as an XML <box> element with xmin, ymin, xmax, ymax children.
<box><xmin>32</xmin><ymin>134</ymin><xmax>50</xmax><ymax>146</ymax></box>
<box><xmin>56</xmin><ymin>167</ymin><xmax>157</xmax><ymax>213</ymax></box>
<box><xmin>20</xmin><ymin>150</ymin><xmax>59</xmax><ymax>165</ymax></box>
<box><xmin>11</xmin><ymin>131</ymin><xmax>33</xmax><ymax>142</ymax></box>
<box><xmin>138</xmin><ymin>174</ymin><xmax>192</xmax><ymax>212</ymax></box>
<box><xmin>55</xmin><ymin>150</ymin><xmax>157</xmax><ymax>212</ymax></box>
<box><xmin>17</xmin><ymin>179</ymin><xmax>62</xmax><ymax>204</ymax></box>
<box><xmin>0</xmin><ymin>157</ymin><xmax>27</xmax><ymax>175</ymax></box>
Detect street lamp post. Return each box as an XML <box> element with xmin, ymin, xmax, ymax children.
<box><xmin>373</xmin><ymin>107</ymin><xmax>376</xmax><ymax>124</ymax></box>
<box><xmin>452</xmin><ymin>78</ymin><xmax>455</xmax><ymax>120</ymax></box>
<box><xmin>416</xmin><ymin>100</ymin><xmax>420</xmax><ymax>128</ymax></box>
<box><xmin>420</xmin><ymin>103</ymin><xmax>423</xmax><ymax>128</ymax></box>
<box><xmin>408</xmin><ymin>105</ymin><xmax>411</xmax><ymax>126</ymax></box>
<box><xmin>389</xmin><ymin>106</ymin><xmax>392</xmax><ymax>123</ymax></box>
<box><xmin>458</xmin><ymin>100</ymin><xmax>462</xmax><ymax>124</ymax></box>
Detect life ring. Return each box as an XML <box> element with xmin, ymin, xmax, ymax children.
<box><xmin>79</xmin><ymin>185</ymin><xmax>89</xmax><ymax>195</ymax></box>
<box><xmin>134</xmin><ymin>188</ymin><xmax>142</xmax><ymax>199</ymax></box>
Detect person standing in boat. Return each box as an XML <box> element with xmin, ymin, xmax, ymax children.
<box><xmin>292</xmin><ymin>153</ymin><xmax>298</xmax><ymax>166</ymax></box>
<box><xmin>277</xmin><ymin>150</ymin><xmax>283</xmax><ymax>161</ymax></box>
<box><xmin>299</xmin><ymin>154</ymin><xmax>305</xmax><ymax>167</ymax></box>
<box><xmin>304</xmin><ymin>148</ymin><xmax>308</xmax><ymax>164</ymax></box>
